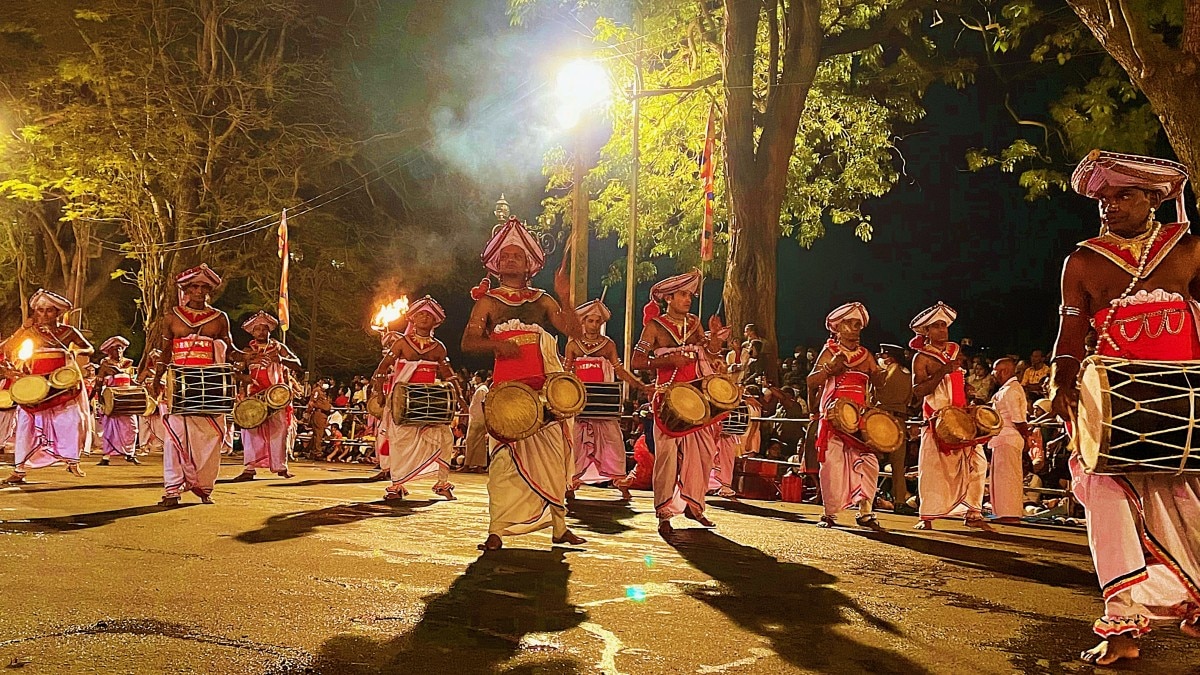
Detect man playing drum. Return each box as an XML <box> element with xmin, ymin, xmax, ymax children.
<box><xmin>2</xmin><ymin>289</ymin><xmax>93</xmax><ymax>484</ymax></box>
<box><xmin>1051</xmin><ymin>150</ymin><xmax>1200</xmax><ymax>665</ymax></box>
<box><xmin>151</xmin><ymin>264</ymin><xmax>239</xmax><ymax>506</ymax></box>
<box><xmin>807</xmin><ymin>302</ymin><xmax>884</xmax><ymax>529</ymax></box>
<box><xmin>631</xmin><ymin>269</ymin><xmax>731</xmax><ymax>538</ymax></box>
<box><xmin>231</xmin><ymin>311</ymin><xmax>301</xmax><ymax>481</ymax></box>
<box><xmin>910</xmin><ymin>302</ymin><xmax>990</xmax><ymax>531</ymax></box>
<box><xmin>564</xmin><ymin>298</ymin><xmax>642</xmax><ymax>500</ymax></box>
<box><xmin>366</xmin><ymin>329</ymin><xmax>401</xmax><ymax>482</ymax></box>
<box><xmin>462</xmin><ymin>217</ymin><xmax>588</xmax><ymax>551</ymax></box>
<box><xmin>95</xmin><ymin>336</ymin><xmax>141</xmax><ymax>466</ymax></box>
<box><xmin>986</xmin><ymin>358</ymin><xmax>1027</xmax><ymax>523</ymax></box>
<box><xmin>370</xmin><ymin>296</ymin><xmax>460</xmax><ymax>502</ymax></box>
<box><xmin>135</xmin><ymin>348</ymin><xmax>166</xmax><ymax>455</ymax></box>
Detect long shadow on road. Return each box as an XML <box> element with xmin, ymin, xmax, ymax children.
<box><xmin>566</xmin><ymin>497</ymin><xmax>638</xmax><ymax>535</ymax></box>
<box><xmin>667</xmin><ymin>529</ymin><xmax>930</xmax><ymax>674</ymax></box>
<box><xmin>0</xmin><ymin>504</ymin><xmax>194</xmax><ymax>533</ymax></box>
<box><xmin>8</xmin><ymin>481</ymin><xmax>164</xmax><ymax>494</ymax></box>
<box><xmin>708</xmin><ymin>498</ymin><xmax>814</xmax><ymax>524</ymax></box>
<box><xmin>309</xmin><ymin>548</ymin><xmax>585</xmax><ymax>674</ymax></box>
<box><xmin>235</xmin><ymin>500</ymin><xmax>436</xmax><ymax>544</ymax></box>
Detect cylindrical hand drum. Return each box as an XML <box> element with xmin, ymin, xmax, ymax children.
<box><xmin>164</xmin><ymin>364</ymin><xmax>236</xmax><ymax>416</ymax></box>
<box><xmin>933</xmin><ymin>406</ymin><xmax>976</xmax><ymax>446</ymax></box>
<box><xmin>484</xmin><ymin>380</ymin><xmax>544</xmax><ymax>442</ymax></box>
<box><xmin>263</xmin><ymin>384</ymin><xmax>293</xmax><ymax>409</ymax></box>
<box><xmin>970</xmin><ymin>405</ymin><xmax>1003</xmax><ymax>437</ymax></box>
<box><xmin>391</xmin><ymin>382</ymin><xmax>457</xmax><ymax>426</ymax></box>
<box><xmin>543</xmin><ymin>371</ymin><xmax>586</xmax><ymax>420</ymax></box>
<box><xmin>658</xmin><ymin>382</ymin><xmax>710</xmax><ymax>433</ymax></box>
<box><xmin>10</xmin><ymin>375</ymin><xmax>50</xmax><ymax>405</ymax></box>
<box><xmin>825</xmin><ymin>397</ymin><xmax>861</xmax><ymax>436</ymax></box>
<box><xmin>0</xmin><ymin>389</ymin><xmax>13</xmax><ymax>410</ymax></box>
<box><xmin>48</xmin><ymin>365</ymin><xmax>81</xmax><ymax>390</ymax></box>
<box><xmin>722</xmin><ymin>402</ymin><xmax>751</xmax><ymax>436</ymax></box>
<box><xmin>860</xmin><ymin>408</ymin><xmax>905</xmax><ymax>453</ymax></box>
<box><xmin>102</xmin><ymin>386</ymin><xmax>153</xmax><ymax>417</ymax></box>
<box><xmin>581</xmin><ymin>382</ymin><xmax>623</xmax><ymax>419</ymax></box>
<box><xmin>701</xmin><ymin>374</ymin><xmax>741</xmax><ymax>413</ymax></box>
<box><xmin>1078</xmin><ymin>355</ymin><xmax>1200</xmax><ymax>474</ymax></box>
<box><xmin>366</xmin><ymin>392</ymin><xmax>386</xmax><ymax>419</ymax></box>
<box><xmin>233</xmin><ymin>397</ymin><xmax>269</xmax><ymax>429</ymax></box>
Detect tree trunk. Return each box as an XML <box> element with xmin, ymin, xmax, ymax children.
<box><xmin>724</xmin><ymin>195</ymin><xmax>781</xmax><ymax>382</ymax></box>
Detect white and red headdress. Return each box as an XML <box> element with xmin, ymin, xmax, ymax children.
<box><xmin>29</xmin><ymin>289</ymin><xmax>72</xmax><ymax>312</ymax></box>
<box><xmin>175</xmin><ymin>263</ymin><xmax>223</xmax><ymax>289</ymax></box>
<box><xmin>576</xmin><ymin>299</ymin><xmax>612</xmax><ymax>323</ymax></box>
<box><xmin>825</xmin><ymin>302</ymin><xmax>869</xmax><ymax>333</ymax></box>
<box><xmin>407</xmin><ymin>295</ymin><xmax>446</xmax><ymax>327</ymax></box>
<box><xmin>644</xmin><ymin>268</ymin><xmax>702</xmax><ymax>323</ymax></box>
<box><xmin>1071</xmin><ymin>149</ymin><xmax>1190</xmax><ymax>223</ymax></box>
<box><xmin>241</xmin><ymin>310</ymin><xmax>279</xmax><ymax>334</ymax></box>
<box><xmin>481</xmin><ymin>217</ymin><xmax>546</xmax><ymax>277</ymax></box>
<box><xmin>909</xmin><ymin>301</ymin><xmax>957</xmax><ymax>333</ymax></box>
<box><xmin>99</xmin><ymin>336</ymin><xmax>130</xmax><ymax>354</ymax></box>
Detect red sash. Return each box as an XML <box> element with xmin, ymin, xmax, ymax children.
<box><xmin>30</xmin><ymin>349</ymin><xmax>67</xmax><ymax>375</ymax></box>
<box><xmin>172</xmin><ymin>337</ymin><xmax>216</xmax><ymax>366</ymax></box>
<box><xmin>1092</xmin><ymin>300</ymin><xmax>1200</xmax><ymax>360</ymax></box>
<box><xmin>492</xmin><ymin>328</ymin><xmax>546</xmax><ymax>388</ymax></box>
<box><xmin>572</xmin><ymin>356</ymin><xmax>609</xmax><ymax>383</ymax></box>
<box><xmin>406</xmin><ymin>361</ymin><xmax>439</xmax><ymax>384</ymax></box>
<box><xmin>107</xmin><ymin>372</ymin><xmax>133</xmax><ymax>387</ymax></box>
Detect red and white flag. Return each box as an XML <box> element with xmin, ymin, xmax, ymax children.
<box><xmin>277</xmin><ymin>209</ymin><xmax>290</xmax><ymax>332</ymax></box>
<box><xmin>699</xmin><ymin>102</ymin><xmax>716</xmax><ymax>262</ymax></box>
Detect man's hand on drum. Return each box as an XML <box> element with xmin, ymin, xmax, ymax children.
<box><xmin>826</xmin><ymin>354</ymin><xmax>848</xmax><ymax>375</ymax></box>
<box><xmin>1051</xmin><ymin>383</ymin><xmax>1079</xmax><ymax>421</ymax></box>
<box><xmin>654</xmin><ymin>353</ymin><xmax>693</xmax><ymax>369</ymax></box>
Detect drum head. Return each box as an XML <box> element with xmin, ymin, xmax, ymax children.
<box><xmin>861</xmin><ymin>410</ymin><xmax>904</xmax><ymax>453</ymax></box>
<box><xmin>11</xmin><ymin>375</ymin><xmax>49</xmax><ymax>405</ymax></box>
<box><xmin>1077</xmin><ymin>357</ymin><xmax>1111</xmax><ymax>472</ymax></box>
<box><xmin>264</xmin><ymin>384</ymin><xmax>292</xmax><ymax>409</ymax></box>
<box><xmin>0</xmin><ymin>389</ymin><xmax>12</xmax><ymax>409</ymax></box>
<box><xmin>485</xmin><ymin>380</ymin><xmax>543</xmax><ymax>441</ymax></box>
<box><xmin>544</xmin><ymin>372</ymin><xmax>586</xmax><ymax>418</ymax></box>
<box><xmin>233</xmin><ymin>398</ymin><xmax>269</xmax><ymax>429</ymax></box>
<box><xmin>48</xmin><ymin>366</ymin><xmax>80</xmax><ymax>389</ymax></box>
<box><xmin>389</xmin><ymin>384</ymin><xmax>408</xmax><ymax>426</ymax></box>
<box><xmin>703</xmin><ymin>375</ymin><xmax>741</xmax><ymax>411</ymax></box>
<box><xmin>163</xmin><ymin>369</ymin><xmax>177</xmax><ymax>414</ymax></box>
<box><xmin>366</xmin><ymin>392</ymin><xmax>386</xmax><ymax>419</ymax></box>
<box><xmin>666</xmin><ymin>384</ymin><xmax>708</xmax><ymax>425</ymax></box>
<box><xmin>826</xmin><ymin>398</ymin><xmax>861</xmax><ymax>435</ymax></box>
<box><xmin>101</xmin><ymin>387</ymin><xmax>117</xmax><ymax>416</ymax></box>
<box><xmin>972</xmin><ymin>405</ymin><xmax>1003</xmax><ymax>436</ymax></box>
<box><xmin>935</xmin><ymin>406</ymin><xmax>976</xmax><ymax>444</ymax></box>
<box><xmin>144</xmin><ymin>395</ymin><xmax>159</xmax><ymax>417</ymax></box>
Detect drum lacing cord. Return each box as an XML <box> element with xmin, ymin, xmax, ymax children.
<box><xmin>1096</xmin><ymin>220</ymin><xmax>1162</xmax><ymax>356</ymax></box>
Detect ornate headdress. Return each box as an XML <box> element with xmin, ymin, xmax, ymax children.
<box><xmin>1071</xmin><ymin>149</ymin><xmax>1190</xmax><ymax>224</ymax></box>
<box><xmin>29</xmin><ymin>289</ymin><xmax>72</xmax><ymax>312</ymax></box>
<box><xmin>825</xmin><ymin>302</ymin><xmax>869</xmax><ymax>333</ymax></box>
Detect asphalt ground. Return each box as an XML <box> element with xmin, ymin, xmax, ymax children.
<box><xmin>2</xmin><ymin>454</ymin><xmax>1199</xmax><ymax>674</ymax></box>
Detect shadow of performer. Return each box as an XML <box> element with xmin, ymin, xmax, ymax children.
<box><xmin>235</xmin><ymin>500</ymin><xmax>435</xmax><ymax>544</ymax></box>
<box><xmin>0</xmin><ymin>504</ymin><xmax>194</xmax><ymax>533</ymax></box>
<box><xmin>566</xmin><ymin>497</ymin><xmax>638</xmax><ymax>535</ymax></box>
<box><xmin>311</xmin><ymin>548</ymin><xmax>586</xmax><ymax>674</ymax></box>
<box><xmin>668</xmin><ymin>529</ymin><xmax>930</xmax><ymax>675</ymax></box>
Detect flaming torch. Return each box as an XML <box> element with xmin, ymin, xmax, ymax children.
<box><xmin>371</xmin><ymin>296</ymin><xmax>409</xmax><ymax>332</ymax></box>
<box><xmin>15</xmin><ymin>339</ymin><xmax>34</xmax><ymax>373</ymax></box>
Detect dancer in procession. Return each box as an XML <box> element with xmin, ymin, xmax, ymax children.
<box><xmin>135</xmin><ymin>348</ymin><xmax>166</xmax><ymax>455</ymax></box>
<box><xmin>370</xmin><ymin>296</ymin><xmax>460</xmax><ymax>501</ymax></box>
<box><xmin>564</xmin><ymin>298</ymin><xmax>642</xmax><ymax>500</ymax></box>
<box><xmin>631</xmin><ymin>268</ymin><xmax>730</xmax><ymax>538</ymax></box>
<box><xmin>3</xmin><ymin>289</ymin><xmax>93</xmax><ymax>483</ymax></box>
<box><xmin>231</xmin><ymin>311</ymin><xmax>300</xmax><ymax>481</ymax></box>
<box><xmin>910</xmin><ymin>302</ymin><xmax>990</xmax><ymax>531</ymax></box>
<box><xmin>1051</xmin><ymin>150</ymin><xmax>1200</xmax><ymax>664</ymax></box>
<box><xmin>151</xmin><ymin>264</ymin><xmax>238</xmax><ymax>506</ymax></box>
<box><xmin>366</xmin><ymin>330</ymin><xmax>401</xmax><ymax>482</ymax></box>
<box><xmin>985</xmin><ymin>358</ymin><xmax>1027</xmax><ymax>523</ymax></box>
<box><xmin>95</xmin><ymin>336</ymin><xmax>141</xmax><ymax>465</ymax></box>
<box><xmin>462</xmin><ymin>217</ymin><xmax>587</xmax><ymax>551</ymax></box>
<box><xmin>807</xmin><ymin>302</ymin><xmax>883</xmax><ymax>529</ymax></box>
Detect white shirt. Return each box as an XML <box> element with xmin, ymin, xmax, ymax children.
<box><xmin>988</xmin><ymin>376</ymin><xmax>1027</xmax><ymax>446</ymax></box>
<box><xmin>468</xmin><ymin>384</ymin><xmax>489</xmax><ymax>419</ymax></box>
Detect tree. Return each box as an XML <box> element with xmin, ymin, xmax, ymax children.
<box><xmin>516</xmin><ymin>0</ymin><xmax>977</xmax><ymax>374</ymax></box>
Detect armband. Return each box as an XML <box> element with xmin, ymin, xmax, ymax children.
<box><xmin>1058</xmin><ymin>305</ymin><xmax>1084</xmax><ymax>317</ymax></box>
<box><xmin>634</xmin><ymin>340</ymin><xmax>651</xmax><ymax>354</ymax></box>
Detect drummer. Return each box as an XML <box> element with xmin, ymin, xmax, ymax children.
<box><xmin>369</xmin><ymin>295</ymin><xmax>460</xmax><ymax>501</ymax></box>
<box><xmin>2</xmin><ymin>289</ymin><xmax>93</xmax><ymax>484</ymax></box>
<box><xmin>366</xmin><ymin>329</ymin><xmax>402</xmax><ymax>482</ymax></box>
<box><xmin>909</xmin><ymin>302</ymin><xmax>990</xmax><ymax>531</ymax></box>
<box><xmin>95</xmin><ymin>336</ymin><xmax>141</xmax><ymax>466</ymax></box>
<box><xmin>630</xmin><ymin>268</ymin><xmax>731</xmax><ymax>538</ymax></box>
<box><xmin>461</xmin><ymin>217</ymin><xmax>588</xmax><ymax>551</ymax></box>
<box><xmin>134</xmin><ymin>348</ymin><xmax>166</xmax><ymax>454</ymax></box>
<box><xmin>1051</xmin><ymin>150</ymin><xmax>1200</xmax><ymax>665</ymax></box>
<box><xmin>151</xmin><ymin>264</ymin><xmax>239</xmax><ymax>506</ymax></box>
<box><xmin>230</xmin><ymin>311</ymin><xmax>300</xmax><ymax>482</ymax></box>
<box><xmin>564</xmin><ymin>298</ymin><xmax>643</xmax><ymax>501</ymax></box>
<box><xmin>807</xmin><ymin>302</ymin><xmax>884</xmax><ymax>529</ymax></box>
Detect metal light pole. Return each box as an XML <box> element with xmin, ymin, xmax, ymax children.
<box><xmin>624</xmin><ymin>43</ymin><xmax>641</xmax><ymax>370</ymax></box>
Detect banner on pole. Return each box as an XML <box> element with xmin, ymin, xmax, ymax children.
<box><xmin>277</xmin><ymin>209</ymin><xmax>290</xmax><ymax>332</ymax></box>
<box><xmin>699</xmin><ymin>102</ymin><xmax>716</xmax><ymax>262</ymax></box>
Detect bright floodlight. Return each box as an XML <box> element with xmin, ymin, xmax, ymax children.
<box><xmin>556</xmin><ymin>59</ymin><xmax>610</xmax><ymax>128</ymax></box>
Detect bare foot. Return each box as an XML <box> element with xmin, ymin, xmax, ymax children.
<box><xmin>1081</xmin><ymin>636</ymin><xmax>1139</xmax><ymax>665</ymax></box>
<box><xmin>552</xmin><ymin>529</ymin><xmax>587</xmax><ymax>545</ymax></box>
<box><xmin>658</xmin><ymin>520</ymin><xmax>674</xmax><ymax>538</ymax></box>
<box><xmin>816</xmin><ymin>516</ymin><xmax>836</xmax><ymax>528</ymax></box>
<box><xmin>914</xmin><ymin>520</ymin><xmax>934</xmax><ymax>530</ymax></box>
<box><xmin>618</xmin><ymin>486</ymin><xmax>632</xmax><ymax>501</ymax></box>
<box><xmin>1181</xmin><ymin>618</ymin><xmax>1200</xmax><ymax>638</ymax></box>
<box><xmin>477</xmin><ymin>534</ymin><xmax>503</xmax><ymax>551</ymax></box>
<box><xmin>856</xmin><ymin>514</ymin><xmax>884</xmax><ymax>531</ymax></box>
<box><xmin>964</xmin><ymin>517</ymin><xmax>995</xmax><ymax>532</ymax></box>
<box><xmin>684</xmin><ymin>507</ymin><xmax>716</xmax><ymax>528</ymax></box>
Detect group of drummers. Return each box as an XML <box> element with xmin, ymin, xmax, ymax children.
<box><xmin>1</xmin><ymin>148</ymin><xmax>1199</xmax><ymax>664</ymax></box>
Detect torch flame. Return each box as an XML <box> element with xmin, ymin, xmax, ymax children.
<box><xmin>371</xmin><ymin>296</ymin><xmax>409</xmax><ymax>331</ymax></box>
<box><xmin>17</xmin><ymin>339</ymin><xmax>34</xmax><ymax>362</ymax></box>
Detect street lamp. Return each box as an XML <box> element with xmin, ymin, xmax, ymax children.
<box><xmin>555</xmin><ymin>58</ymin><xmax>611</xmax><ymax>309</ymax></box>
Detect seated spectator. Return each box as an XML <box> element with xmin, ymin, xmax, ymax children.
<box><xmin>966</xmin><ymin>361</ymin><xmax>995</xmax><ymax>403</ymax></box>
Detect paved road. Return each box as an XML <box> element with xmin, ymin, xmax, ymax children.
<box><xmin>2</xmin><ymin>455</ymin><xmax>1198</xmax><ymax>674</ymax></box>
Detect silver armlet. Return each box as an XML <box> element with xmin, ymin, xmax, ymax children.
<box><xmin>1058</xmin><ymin>305</ymin><xmax>1084</xmax><ymax>317</ymax></box>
